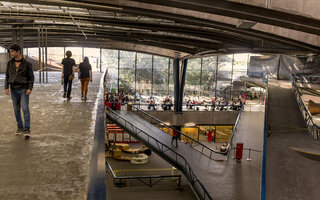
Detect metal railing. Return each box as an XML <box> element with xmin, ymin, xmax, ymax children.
<box><xmin>291</xmin><ymin>77</ymin><xmax>320</xmax><ymax>140</ymax></box>
<box><xmin>106</xmin><ymin>162</ymin><xmax>182</xmax><ymax>188</ymax></box>
<box><xmin>261</xmin><ymin>76</ymin><xmax>269</xmax><ymax>200</ymax></box>
<box><xmin>130</xmin><ymin>102</ymin><xmax>242</xmax><ymax>112</ymax></box>
<box><xmin>131</xmin><ymin>105</ymin><xmax>227</xmax><ymax>159</ymax></box>
<box><xmin>105</xmin><ymin>107</ymin><xmax>213</xmax><ymax>200</ymax></box>
<box><xmin>227</xmin><ymin>104</ymin><xmax>244</xmax><ymax>159</ymax></box>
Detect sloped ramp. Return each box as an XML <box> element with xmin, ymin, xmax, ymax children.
<box><xmin>266</xmin><ymin>80</ymin><xmax>320</xmax><ymax>200</ymax></box>
<box><xmin>290</xmin><ymin>147</ymin><xmax>320</xmax><ymax>162</ymax></box>
<box><xmin>106</xmin><ymin>108</ymin><xmax>264</xmax><ymax>200</ymax></box>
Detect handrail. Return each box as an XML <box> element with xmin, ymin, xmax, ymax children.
<box><xmin>105</xmin><ymin>107</ymin><xmax>213</xmax><ymax>200</ymax></box>
<box><xmin>291</xmin><ymin>75</ymin><xmax>320</xmax><ymax>140</ymax></box>
<box><xmin>227</xmin><ymin>104</ymin><xmax>244</xmax><ymax>159</ymax></box>
<box><xmin>261</xmin><ymin>76</ymin><xmax>269</xmax><ymax>200</ymax></box>
<box><xmin>131</xmin><ymin>105</ymin><xmax>227</xmax><ymax>158</ymax></box>
<box><xmin>106</xmin><ymin>162</ymin><xmax>182</xmax><ymax>187</ymax></box>
<box><xmin>130</xmin><ymin>102</ymin><xmax>242</xmax><ymax>111</ymax></box>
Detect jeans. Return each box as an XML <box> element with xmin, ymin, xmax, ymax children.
<box><xmin>11</xmin><ymin>89</ymin><xmax>30</xmax><ymax>129</ymax></box>
<box><xmin>64</xmin><ymin>75</ymin><xmax>73</xmax><ymax>98</ymax></box>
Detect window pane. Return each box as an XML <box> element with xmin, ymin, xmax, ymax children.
<box><xmin>185</xmin><ymin>58</ymin><xmax>201</xmax><ymax>96</ymax></box>
<box><xmin>47</xmin><ymin>47</ymin><xmax>64</xmax><ymax>69</ymax></box>
<box><xmin>119</xmin><ymin>51</ymin><xmax>135</xmax><ymax>94</ymax></box>
<box><xmin>136</xmin><ymin>53</ymin><xmax>152</xmax><ymax>96</ymax></box>
<box><xmin>202</xmin><ymin>56</ymin><xmax>217</xmax><ymax>97</ymax></box>
<box><xmin>153</xmin><ymin>56</ymin><xmax>169</xmax><ymax>96</ymax></box>
<box><xmin>102</xmin><ymin>49</ymin><xmax>118</xmax><ymax>93</ymax></box>
<box><xmin>218</xmin><ymin>55</ymin><xmax>233</xmax><ymax>72</ymax></box>
<box><xmin>169</xmin><ymin>59</ymin><xmax>174</xmax><ymax>97</ymax></box>
<box><xmin>84</xmin><ymin>48</ymin><xmax>100</xmax><ymax>72</ymax></box>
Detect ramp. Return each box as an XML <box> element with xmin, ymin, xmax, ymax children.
<box><xmin>266</xmin><ymin>80</ymin><xmax>320</xmax><ymax>200</ymax></box>
<box><xmin>106</xmin><ymin>107</ymin><xmax>264</xmax><ymax>200</ymax></box>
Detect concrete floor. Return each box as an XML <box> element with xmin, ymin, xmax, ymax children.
<box><xmin>0</xmin><ymin>72</ymin><xmax>101</xmax><ymax>200</ymax></box>
<box><xmin>106</xmin><ymin>143</ymin><xmax>197</xmax><ymax>200</ymax></box>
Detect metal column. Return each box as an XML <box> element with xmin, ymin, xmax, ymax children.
<box><xmin>38</xmin><ymin>28</ymin><xmax>41</xmax><ymax>83</ymax></box>
<box><xmin>134</xmin><ymin>52</ymin><xmax>137</xmax><ymax>96</ymax></box>
<box><xmin>41</xmin><ymin>28</ymin><xmax>45</xmax><ymax>81</ymax></box>
<box><xmin>117</xmin><ymin>50</ymin><xmax>120</xmax><ymax>93</ymax></box>
<box><xmin>179</xmin><ymin>59</ymin><xmax>187</xmax><ymax>112</ymax></box>
<box><xmin>151</xmin><ymin>55</ymin><xmax>154</xmax><ymax>96</ymax></box>
<box><xmin>173</xmin><ymin>58</ymin><xmax>180</xmax><ymax>112</ymax></box>
<box><xmin>99</xmin><ymin>47</ymin><xmax>102</xmax><ymax>73</ymax></box>
<box><xmin>45</xmin><ymin>28</ymin><xmax>48</xmax><ymax>83</ymax></box>
<box><xmin>173</xmin><ymin>58</ymin><xmax>188</xmax><ymax>112</ymax></box>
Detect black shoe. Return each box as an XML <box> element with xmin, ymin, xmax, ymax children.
<box><xmin>63</xmin><ymin>92</ymin><xmax>66</xmax><ymax>98</ymax></box>
<box><xmin>23</xmin><ymin>128</ymin><xmax>31</xmax><ymax>139</ymax></box>
<box><xmin>15</xmin><ymin>127</ymin><xmax>24</xmax><ymax>135</ymax></box>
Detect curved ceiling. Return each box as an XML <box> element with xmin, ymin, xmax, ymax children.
<box><xmin>0</xmin><ymin>0</ymin><xmax>319</xmax><ymax>58</ymax></box>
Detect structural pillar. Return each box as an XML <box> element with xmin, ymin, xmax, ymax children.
<box><xmin>173</xmin><ymin>58</ymin><xmax>188</xmax><ymax>113</ymax></box>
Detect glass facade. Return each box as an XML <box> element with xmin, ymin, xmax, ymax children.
<box><xmin>102</xmin><ymin>49</ymin><xmax>118</xmax><ymax>93</ymax></box>
<box><xmin>136</xmin><ymin>53</ymin><xmax>152</xmax><ymax>96</ymax></box>
<box><xmin>119</xmin><ymin>51</ymin><xmax>135</xmax><ymax>94</ymax></box>
<box><xmin>84</xmin><ymin>47</ymin><xmax>100</xmax><ymax>72</ymax></box>
<box><xmin>25</xmin><ymin>46</ymin><xmax>252</xmax><ymax>100</ymax></box>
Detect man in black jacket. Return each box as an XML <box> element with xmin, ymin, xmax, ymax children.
<box><xmin>4</xmin><ymin>44</ymin><xmax>34</xmax><ymax>139</ymax></box>
<box><xmin>61</xmin><ymin>50</ymin><xmax>75</xmax><ymax>100</ymax></box>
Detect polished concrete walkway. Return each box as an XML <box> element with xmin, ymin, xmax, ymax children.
<box><xmin>0</xmin><ymin>72</ymin><xmax>102</xmax><ymax>199</ymax></box>
<box><xmin>109</xmin><ymin>109</ymin><xmax>264</xmax><ymax>200</ymax></box>
<box><xmin>266</xmin><ymin>79</ymin><xmax>320</xmax><ymax>200</ymax></box>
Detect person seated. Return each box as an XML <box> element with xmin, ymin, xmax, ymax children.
<box><xmin>186</xmin><ymin>98</ymin><xmax>192</xmax><ymax>110</ymax></box>
<box><xmin>167</xmin><ymin>98</ymin><xmax>173</xmax><ymax>110</ymax></box>
<box><xmin>220</xmin><ymin>143</ymin><xmax>229</xmax><ymax>153</ymax></box>
<box><xmin>190</xmin><ymin>100</ymin><xmax>195</xmax><ymax>110</ymax></box>
<box><xmin>162</xmin><ymin>97</ymin><xmax>168</xmax><ymax>110</ymax></box>
<box><xmin>148</xmin><ymin>100</ymin><xmax>157</xmax><ymax>110</ymax></box>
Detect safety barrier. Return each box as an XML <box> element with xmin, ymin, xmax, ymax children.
<box><xmin>291</xmin><ymin>76</ymin><xmax>320</xmax><ymax>140</ymax></box>
<box><xmin>227</xmin><ymin>104</ymin><xmax>244</xmax><ymax>160</ymax></box>
<box><xmin>261</xmin><ymin>76</ymin><xmax>269</xmax><ymax>200</ymax></box>
<box><xmin>131</xmin><ymin>105</ymin><xmax>227</xmax><ymax>159</ymax></box>
<box><xmin>105</xmin><ymin>107</ymin><xmax>213</xmax><ymax>200</ymax></box>
<box><xmin>106</xmin><ymin>162</ymin><xmax>182</xmax><ymax>188</ymax></box>
<box><xmin>131</xmin><ymin>102</ymin><xmax>242</xmax><ymax>112</ymax></box>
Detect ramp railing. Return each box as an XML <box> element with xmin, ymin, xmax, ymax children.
<box><xmin>227</xmin><ymin>104</ymin><xmax>244</xmax><ymax>159</ymax></box>
<box><xmin>291</xmin><ymin>77</ymin><xmax>320</xmax><ymax>140</ymax></box>
<box><xmin>106</xmin><ymin>107</ymin><xmax>213</xmax><ymax>200</ymax></box>
<box><xmin>131</xmin><ymin>105</ymin><xmax>227</xmax><ymax>159</ymax></box>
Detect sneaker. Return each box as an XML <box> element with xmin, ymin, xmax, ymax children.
<box><xmin>63</xmin><ymin>92</ymin><xmax>66</xmax><ymax>98</ymax></box>
<box><xmin>23</xmin><ymin>128</ymin><xmax>31</xmax><ymax>139</ymax></box>
<box><xmin>67</xmin><ymin>97</ymin><xmax>72</xmax><ymax>101</ymax></box>
<box><xmin>15</xmin><ymin>127</ymin><xmax>24</xmax><ymax>135</ymax></box>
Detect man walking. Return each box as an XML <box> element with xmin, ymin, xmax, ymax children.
<box><xmin>61</xmin><ymin>50</ymin><xmax>75</xmax><ymax>100</ymax></box>
<box><xmin>4</xmin><ymin>44</ymin><xmax>34</xmax><ymax>139</ymax></box>
<box><xmin>171</xmin><ymin>129</ymin><xmax>179</xmax><ymax>147</ymax></box>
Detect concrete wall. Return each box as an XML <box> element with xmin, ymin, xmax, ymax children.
<box><xmin>0</xmin><ymin>53</ymin><xmax>10</xmax><ymax>73</ymax></box>
<box><xmin>143</xmin><ymin>111</ymin><xmax>239</xmax><ymax>126</ymax></box>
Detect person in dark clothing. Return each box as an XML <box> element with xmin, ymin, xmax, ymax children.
<box><xmin>61</xmin><ymin>50</ymin><xmax>75</xmax><ymax>99</ymax></box>
<box><xmin>171</xmin><ymin>129</ymin><xmax>179</xmax><ymax>147</ymax></box>
<box><xmin>78</xmin><ymin>57</ymin><xmax>92</xmax><ymax>99</ymax></box>
<box><xmin>4</xmin><ymin>44</ymin><xmax>34</xmax><ymax>139</ymax></box>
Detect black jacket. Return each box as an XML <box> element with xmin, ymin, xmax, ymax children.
<box><xmin>5</xmin><ymin>58</ymin><xmax>34</xmax><ymax>91</ymax></box>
